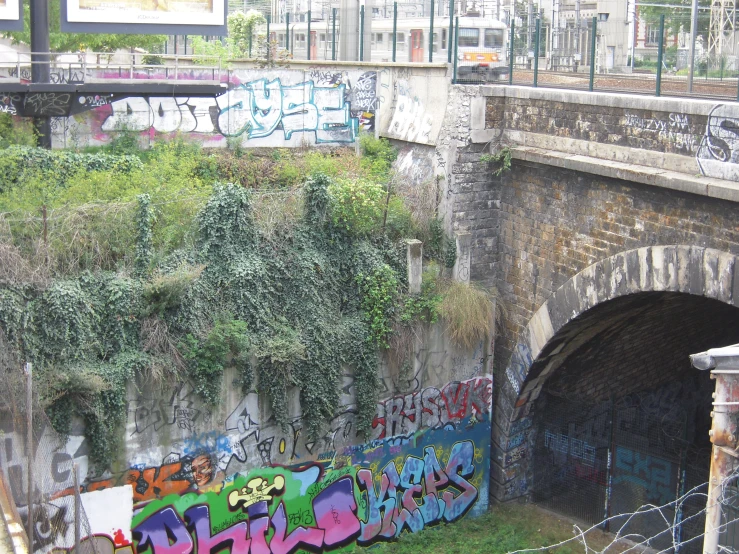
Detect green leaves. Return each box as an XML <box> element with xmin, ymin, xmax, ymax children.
<box><xmin>356</xmin><ymin>264</ymin><xmax>399</xmax><ymax>349</ymax></box>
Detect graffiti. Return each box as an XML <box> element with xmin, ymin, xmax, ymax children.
<box><xmin>505</xmin><ymin>343</ymin><xmax>533</xmax><ymax>396</ymax></box>
<box><xmin>504</xmin><ymin>445</ymin><xmax>527</xmax><ymax>466</ymax></box>
<box><xmin>130</xmin><ymin>382</ymin><xmax>205</xmax><ymax>436</ymax></box>
<box><xmin>128</xmin><ymin>425</ymin><xmax>487</xmax><ymax>554</ymax></box>
<box><xmin>387</xmin><ymin>79</ymin><xmax>434</xmax><ymax>144</ymax></box>
<box><xmin>49</xmin><ymin>70</ymin><xmax>85</xmax><ymax>85</ymax></box>
<box><xmin>624</xmin><ymin>112</ymin><xmax>698</xmax><ymax>153</ymax></box>
<box><xmin>51</xmin><ymin>534</ymin><xmax>134</xmax><ymax>554</ymax></box>
<box><xmin>78</xmin><ymin>94</ymin><xmax>113</xmax><ymax>108</ymax></box>
<box><xmin>102</xmin><ymin>96</ymin><xmax>218</xmax><ymax>135</ymax></box>
<box><xmin>358</xmin><ymin>440</ymin><xmax>478</xmax><ymax>542</ymax></box>
<box><xmin>613</xmin><ymin>446</ymin><xmax>674</xmax><ymax>505</ymax></box>
<box><xmin>25</xmin><ymin>93</ymin><xmax>72</xmax><ymax>116</ymax></box>
<box><xmin>509</xmin><ymin>417</ymin><xmax>532</xmax><ymax>436</ymax></box>
<box><xmin>543</xmin><ymin>429</ymin><xmax>597</xmax><ymax>467</ymax></box>
<box><xmin>216</xmin><ymin>78</ymin><xmax>358</xmax><ymax>142</ymax></box>
<box><xmin>0</xmin><ymin>93</ymin><xmax>22</xmax><ymax>115</ymax></box>
<box><xmin>696</xmin><ymin>104</ymin><xmax>739</xmax><ymax>179</ymax></box>
<box><xmin>350</xmin><ymin>72</ymin><xmax>378</xmax><ymax>111</ymax></box>
<box><xmin>372</xmin><ymin>377</ymin><xmax>492</xmax><ymax>439</ymax></box>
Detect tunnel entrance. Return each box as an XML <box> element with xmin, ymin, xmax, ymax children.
<box><xmin>530</xmin><ymin>292</ymin><xmax>739</xmax><ymax>552</ymax></box>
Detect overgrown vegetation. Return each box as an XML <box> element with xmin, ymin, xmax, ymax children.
<box><xmin>0</xmin><ymin>128</ymin><xmax>496</xmax><ymax>472</ymax></box>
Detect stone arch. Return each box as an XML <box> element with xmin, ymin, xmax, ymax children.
<box><xmin>491</xmin><ymin>245</ymin><xmax>739</xmax><ymax>502</ymax></box>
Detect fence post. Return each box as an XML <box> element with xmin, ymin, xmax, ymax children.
<box><xmin>286</xmin><ymin>13</ymin><xmax>290</xmax><ymax>50</ymax></box>
<box><xmin>266</xmin><ymin>15</ymin><xmax>271</xmax><ymax>62</ymax></box>
<box><xmin>25</xmin><ymin>362</ymin><xmax>32</xmax><ymax>548</ymax></box>
<box><xmin>655</xmin><ymin>14</ymin><xmax>665</xmax><ymax>97</ymax></box>
<box><xmin>588</xmin><ymin>16</ymin><xmax>597</xmax><ymax>92</ymax></box>
<box><xmin>447</xmin><ymin>0</ymin><xmax>454</xmax><ymax>63</ymax></box>
<box><xmin>360</xmin><ymin>5</ymin><xmax>365</xmax><ymax>61</ymax></box>
<box><xmin>392</xmin><ymin>2</ymin><xmax>398</xmax><ymax>62</ymax></box>
<box><xmin>249</xmin><ymin>30</ymin><xmax>253</xmax><ymax>57</ymax></box>
<box><xmin>429</xmin><ymin>0</ymin><xmax>435</xmax><ymax>62</ymax></box>
<box><xmin>332</xmin><ymin>8</ymin><xmax>337</xmax><ymax>61</ymax></box>
<box><xmin>452</xmin><ymin>16</ymin><xmax>459</xmax><ymax>84</ymax></box>
<box><xmin>533</xmin><ymin>16</ymin><xmax>540</xmax><ymax>87</ymax></box>
<box><xmin>73</xmin><ymin>463</ymin><xmax>80</xmax><ymax>554</ymax></box>
<box><xmin>307</xmin><ymin>11</ymin><xmax>311</xmax><ymax>60</ymax></box>
<box><xmin>508</xmin><ymin>19</ymin><xmax>515</xmax><ymax>85</ymax></box>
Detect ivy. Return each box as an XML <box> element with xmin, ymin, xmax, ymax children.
<box><xmin>356</xmin><ymin>264</ymin><xmax>399</xmax><ymax>349</ymax></box>
<box><xmin>135</xmin><ymin>194</ymin><xmax>155</xmax><ymax>276</ymax></box>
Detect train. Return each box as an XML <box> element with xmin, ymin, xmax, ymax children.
<box><xmin>266</xmin><ymin>13</ymin><xmax>509</xmax><ymax>82</ymax></box>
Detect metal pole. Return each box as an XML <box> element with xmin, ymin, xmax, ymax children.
<box><xmin>453</xmin><ymin>16</ymin><xmax>459</xmax><ymax>83</ymax></box>
<box><xmin>448</xmin><ymin>0</ymin><xmax>454</xmax><ymax>62</ymax></box>
<box><xmin>73</xmin><ymin>464</ymin><xmax>80</xmax><ymax>554</ymax></box>
<box><xmin>360</xmin><ymin>5</ymin><xmax>365</xmax><ymax>61</ymax></box>
<box><xmin>655</xmin><ymin>13</ymin><xmax>665</xmax><ymax>97</ymax></box>
<box><xmin>266</xmin><ymin>15</ymin><xmax>271</xmax><ymax>62</ymax></box>
<box><xmin>392</xmin><ymin>2</ymin><xmax>398</xmax><ymax>62</ymax></box>
<box><xmin>25</xmin><ymin>363</ymin><xmax>33</xmax><ymax>548</ymax></box>
<box><xmin>332</xmin><ymin>8</ymin><xmax>337</xmax><ymax>60</ymax></box>
<box><xmin>30</xmin><ymin>0</ymin><xmax>51</xmax><ymax>148</ymax></box>
<box><xmin>429</xmin><ymin>0</ymin><xmax>435</xmax><ymax>62</ymax></box>
<box><xmin>533</xmin><ymin>16</ymin><xmax>540</xmax><ymax>87</ymax></box>
<box><xmin>286</xmin><ymin>13</ymin><xmax>290</xmax><ymax>50</ymax></box>
<box><xmin>588</xmin><ymin>16</ymin><xmax>597</xmax><ymax>92</ymax></box>
<box><xmin>307</xmin><ymin>11</ymin><xmax>312</xmax><ymax>60</ymax></box>
<box><xmin>508</xmin><ymin>19</ymin><xmax>515</xmax><ymax>85</ymax></box>
<box><xmin>249</xmin><ymin>30</ymin><xmax>253</xmax><ymax>57</ymax></box>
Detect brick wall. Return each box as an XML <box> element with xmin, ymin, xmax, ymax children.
<box><xmin>485</xmin><ymin>96</ymin><xmax>706</xmax><ymax>159</ymax></box>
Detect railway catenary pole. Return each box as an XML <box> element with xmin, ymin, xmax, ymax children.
<box><xmin>392</xmin><ymin>2</ymin><xmax>397</xmax><ymax>61</ymax></box>
<box><xmin>332</xmin><ymin>8</ymin><xmax>337</xmax><ymax>60</ymax></box>
<box><xmin>429</xmin><ymin>0</ymin><xmax>435</xmax><ymax>62</ymax></box>
<box><xmin>307</xmin><ymin>10</ymin><xmax>312</xmax><ymax>60</ymax></box>
<box><xmin>448</xmin><ymin>0</ymin><xmax>454</xmax><ymax>62</ymax></box>
<box><xmin>688</xmin><ymin>0</ymin><xmax>698</xmax><ymax>93</ymax></box>
<box><xmin>30</xmin><ymin>0</ymin><xmax>51</xmax><ymax>148</ymax></box>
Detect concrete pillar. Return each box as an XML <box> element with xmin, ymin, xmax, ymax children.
<box><xmin>690</xmin><ymin>344</ymin><xmax>739</xmax><ymax>554</ymax></box>
<box><xmin>406</xmin><ymin>239</ymin><xmax>423</xmax><ymax>294</ymax></box>
<box><xmin>452</xmin><ymin>231</ymin><xmax>471</xmax><ymax>283</ymax></box>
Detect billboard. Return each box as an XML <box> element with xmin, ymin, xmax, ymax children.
<box><xmin>0</xmin><ymin>0</ymin><xmax>22</xmax><ymax>31</ymax></box>
<box><xmin>61</xmin><ymin>0</ymin><xmax>226</xmax><ymax>35</ymax></box>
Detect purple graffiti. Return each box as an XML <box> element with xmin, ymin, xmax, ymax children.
<box><xmin>132</xmin><ymin>476</ymin><xmax>360</xmax><ymax>554</ymax></box>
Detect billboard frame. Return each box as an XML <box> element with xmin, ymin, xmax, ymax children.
<box><xmin>60</xmin><ymin>0</ymin><xmax>227</xmax><ymax>35</ymax></box>
<box><xmin>0</xmin><ymin>0</ymin><xmax>23</xmax><ymax>31</ymax></box>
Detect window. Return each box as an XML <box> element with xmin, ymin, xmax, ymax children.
<box><xmin>432</xmin><ymin>32</ymin><xmax>439</xmax><ymax>52</ymax></box>
<box><xmin>296</xmin><ymin>33</ymin><xmax>306</xmax><ymax>47</ymax></box>
<box><xmin>372</xmin><ymin>32</ymin><xmax>384</xmax><ymax>50</ymax></box>
<box><xmin>320</xmin><ymin>33</ymin><xmax>326</xmax><ymax>45</ymax></box>
<box><xmin>458</xmin><ymin>28</ymin><xmax>479</xmax><ymax>47</ymax></box>
<box><xmin>441</xmin><ymin>29</ymin><xmax>447</xmax><ymax>49</ymax></box>
<box><xmin>484</xmin><ymin>28</ymin><xmax>504</xmax><ymax>48</ymax></box>
<box><xmin>397</xmin><ymin>32</ymin><xmax>406</xmax><ymax>51</ymax></box>
<box><xmin>645</xmin><ymin>25</ymin><xmax>661</xmax><ymax>46</ymax></box>
<box><xmin>376</xmin><ymin>32</ymin><xmax>384</xmax><ymax>43</ymax></box>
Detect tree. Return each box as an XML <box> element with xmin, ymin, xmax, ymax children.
<box><xmin>191</xmin><ymin>10</ymin><xmax>266</xmax><ymax>61</ymax></box>
<box><xmin>4</xmin><ymin>0</ymin><xmax>166</xmax><ymax>53</ymax></box>
<box><xmin>638</xmin><ymin>0</ymin><xmax>711</xmax><ymax>38</ymax></box>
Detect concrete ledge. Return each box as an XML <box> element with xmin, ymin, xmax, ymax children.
<box><xmin>512</xmin><ymin>145</ymin><xmax>739</xmax><ymax>203</ymax></box>
<box><xmin>481</xmin><ymin>84</ymin><xmax>730</xmax><ymax>117</ymax></box>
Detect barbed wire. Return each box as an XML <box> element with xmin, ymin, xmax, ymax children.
<box><xmin>512</xmin><ymin>463</ymin><xmax>739</xmax><ymax>554</ymax></box>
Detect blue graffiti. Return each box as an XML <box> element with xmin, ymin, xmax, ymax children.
<box><xmin>613</xmin><ymin>446</ymin><xmax>674</xmax><ymax>505</ymax></box>
<box><xmin>216</xmin><ymin>78</ymin><xmax>358</xmax><ymax>142</ymax></box>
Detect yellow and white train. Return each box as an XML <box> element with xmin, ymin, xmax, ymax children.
<box><xmin>269</xmin><ymin>13</ymin><xmax>509</xmax><ymax>81</ymax></box>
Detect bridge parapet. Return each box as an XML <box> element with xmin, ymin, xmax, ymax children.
<box><xmin>476</xmin><ymin>86</ymin><xmax>739</xmax><ymax>201</ymax></box>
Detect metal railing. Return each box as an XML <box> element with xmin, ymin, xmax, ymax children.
<box><xmin>0</xmin><ymin>51</ymin><xmax>225</xmax><ymax>84</ymax></box>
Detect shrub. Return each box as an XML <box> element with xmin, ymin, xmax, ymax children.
<box><xmin>438</xmin><ymin>282</ymin><xmax>494</xmax><ymax>349</ymax></box>
<box><xmin>328</xmin><ymin>178</ymin><xmax>386</xmax><ymax>235</ymax></box>
<box><xmin>356</xmin><ymin>264</ymin><xmax>399</xmax><ymax>348</ymax></box>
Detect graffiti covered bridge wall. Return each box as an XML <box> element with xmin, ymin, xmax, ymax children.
<box><xmin>47</xmin><ymin>62</ymin><xmax>449</xmax><ymax>149</ymax></box>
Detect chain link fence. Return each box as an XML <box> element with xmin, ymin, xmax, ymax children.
<box><xmin>532</xmin><ymin>388</ymin><xmax>711</xmax><ymax>554</ymax></box>
<box><xmin>0</xmin><ymin>342</ymin><xmax>101</xmax><ymax>554</ymax></box>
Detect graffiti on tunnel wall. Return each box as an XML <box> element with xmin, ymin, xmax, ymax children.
<box><xmin>52</xmin><ymin>70</ymin><xmax>378</xmax><ymax>148</ymax></box>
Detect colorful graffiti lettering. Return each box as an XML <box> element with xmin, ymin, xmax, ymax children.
<box><xmin>128</xmin><ymin>423</ymin><xmax>488</xmax><ymax>554</ymax></box>
<box><xmin>613</xmin><ymin>446</ymin><xmax>674</xmax><ymax>505</ymax></box>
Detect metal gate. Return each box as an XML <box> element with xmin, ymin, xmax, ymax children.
<box><xmin>533</xmin><ymin>386</ymin><xmax>709</xmax><ymax>553</ymax></box>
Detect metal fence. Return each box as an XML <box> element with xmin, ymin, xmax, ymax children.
<box><xmin>532</xmin><ymin>390</ymin><xmax>710</xmax><ymax>553</ymax></box>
